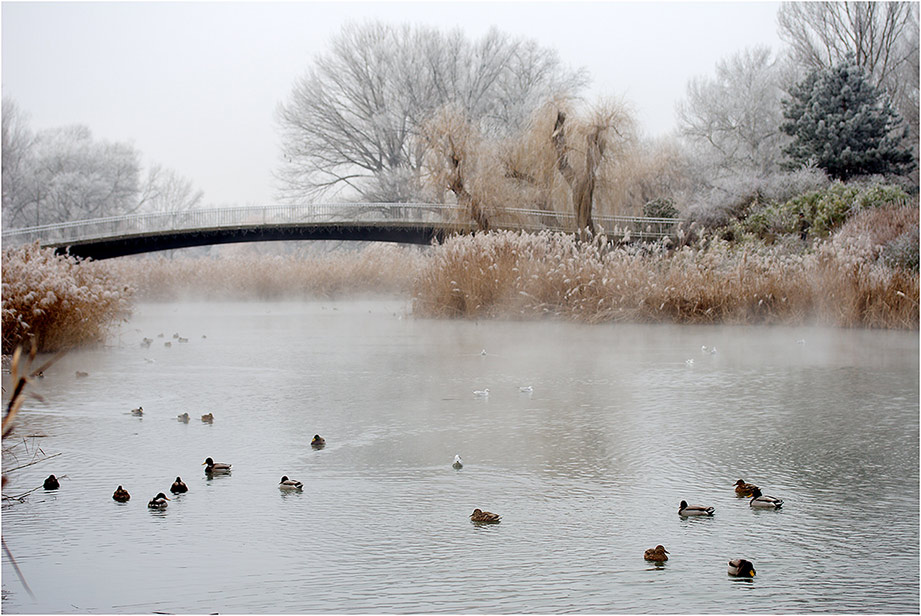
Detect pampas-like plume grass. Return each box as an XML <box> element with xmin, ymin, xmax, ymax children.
<box><xmin>2</xmin><ymin>243</ymin><xmax>134</xmax><ymax>353</ymax></box>
<box><xmin>412</xmin><ymin>230</ymin><xmax>918</xmax><ymax>329</ymax></box>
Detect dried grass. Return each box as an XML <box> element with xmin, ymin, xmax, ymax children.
<box><xmin>412</xmin><ymin>230</ymin><xmax>919</xmax><ymax>329</ymax></box>
<box><xmin>109</xmin><ymin>243</ymin><xmax>427</xmax><ymax>301</ymax></box>
<box><xmin>2</xmin><ymin>243</ymin><xmax>134</xmax><ymax>353</ymax></box>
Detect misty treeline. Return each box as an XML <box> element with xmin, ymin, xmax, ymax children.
<box><xmin>277</xmin><ymin>2</ymin><xmax>918</xmax><ymax>235</ymax></box>
<box><xmin>1</xmin><ymin>97</ymin><xmax>204</xmax><ymax>229</ymax></box>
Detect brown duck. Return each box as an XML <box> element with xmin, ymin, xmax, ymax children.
<box><xmin>470</xmin><ymin>508</ymin><xmax>501</xmax><ymax>523</ymax></box>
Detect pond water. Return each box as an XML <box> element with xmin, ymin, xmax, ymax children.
<box><xmin>2</xmin><ymin>300</ymin><xmax>918</xmax><ymax>614</ymax></box>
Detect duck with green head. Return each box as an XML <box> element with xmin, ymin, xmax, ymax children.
<box><xmin>203</xmin><ymin>457</ymin><xmax>231</xmax><ymax>474</ymax></box>
<box><xmin>678</xmin><ymin>500</ymin><xmax>714</xmax><ymax>516</ymax></box>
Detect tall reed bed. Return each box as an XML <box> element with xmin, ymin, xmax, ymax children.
<box><xmin>110</xmin><ymin>243</ymin><xmax>427</xmax><ymax>301</ymax></box>
<box><xmin>2</xmin><ymin>243</ymin><xmax>133</xmax><ymax>353</ymax></box>
<box><xmin>412</xmin><ymin>230</ymin><xmax>919</xmax><ymax>329</ymax></box>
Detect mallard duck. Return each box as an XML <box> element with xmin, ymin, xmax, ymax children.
<box><xmin>644</xmin><ymin>545</ymin><xmax>669</xmax><ymax>562</ymax></box>
<box><xmin>112</xmin><ymin>486</ymin><xmax>130</xmax><ymax>502</ymax></box>
<box><xmin>201</xmin><ymin>413</ymin><xmax>213</xmax><ymax>423</ymax></box>
<box><xmin>311</xmin><ymin>434</ymin><xmax>325</xmax><ymax>448</ymax></box>
<box><xmin>279</xmin><ymin>476</ymin><xmax>303</xmax><ymax>490</ymax></box>
<box><xmin>749</xmin><ymin>488</ymin><xmax>783</xmax><ymax>509</ymax></box>
<box><xmin>43</xmin><ymin>474</ymin><xmax>60</xmax><ymax>490</ymax></box>
<box><xmin>734</xmin><ymin>479</ymin><xmax>759</xmax><ymax>497</ymax></box>
<box><xmin>728</xmin><ymin>558</ymin><xmax>756</xmax><ymax>577</ymax></box>
<box><xmin>177</xmin><ymin>413</ymin><xmax>190</xmax><ymax>423</ymax></box>
<box><xmin>131</xmin><ymin>406</ymin><xmax>144</xmax><ymax>416</ymax></box>
<box><xmin>452</xmin><ymin>454</ymin><xmax>463</xmax><ymax>469</ymax></box>
<box><xmin>678</xmin><ymin>500</ymin><xmax>714</xmax><ymax>516</ymax></box>
<box><xmin>170</xmin><ymin>477</ymin><xmax>188</xmax><ymax>494</ymax></box>
<box><xmin>203</xmin><ymin>457</ymin><xmax>231</xmax><ymax>474</ymax></box>
<box><xmin>470</xmin><ymin>508</ymin><xmax>501</xmax><ymax>523</ymax></box>
<box><xmin>148</xmin><ymin>492</ymin><xmax>170</xmax><ymax>509</ymax></box>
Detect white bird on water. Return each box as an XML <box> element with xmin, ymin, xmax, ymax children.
<box><xmin>473</xmin><ymin>388</ymin><xmax>490</xmax><ymax>398</ymax></box>
<box><xmin>518</xmin><ymin>385</ymin><xmax>533</xmax><ymax>393</ymax></box>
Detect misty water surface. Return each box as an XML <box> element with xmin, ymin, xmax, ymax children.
<box><xmin>2</xmin><ymin>300</ymin><xmax>918</xmax><ymax>614</ymax></box>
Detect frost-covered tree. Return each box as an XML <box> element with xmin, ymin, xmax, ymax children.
<box><xmin>137</xmin><ymin>164</ymin><xmax>204</xmax><ymax>214</ymax></box>
<box><xmin>276</xmin><ymin>21</ymin><xmax>588</xmax><ymax>203</ymax></box>
<box><xmin>778</xmin><ymin>1</ymin><xmax>919</xmax><ymax>141</ymax></box>
<box><xmin>676</xmin><ymin>46</ymin><xmax>790</xmax><ymax>178</ymax></box>
<box><xmin>2</xmin><ymin>97</ymin><xmax>205</xmax><ymax>228</ymax></box>
<box><xmin>1</xmin><ymin>98</ymin><xmax>36</xmax><ymax>228</ymax></box>
<box><xmin>781</xmin><ymin>57</ymin><xmax>915</xmax><ymax>180</ymax></box>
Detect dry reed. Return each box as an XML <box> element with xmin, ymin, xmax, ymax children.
<box><xmin>109</xmin><ymin>243</ymin><xmax>427</xmax><ymax>301</ymax></box>
<box><xmin>2</xmin><ymin>243</ymin><xmax>134</xmax><ymax>353</ymax></box>
<box><xmin>411</xmin><ymin>230</ymin><xmax>919</xmax><ymax>329</ymax></box>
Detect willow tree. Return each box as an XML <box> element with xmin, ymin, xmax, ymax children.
<box><xmin>422</xmin><ymin>99</ymin><xmax>636</xmax><ymax>237</ymax></box>
<box><xmin>549</xmin><ymin>100</ymin><xmax>635</xmax><ymax>237</ymax></box>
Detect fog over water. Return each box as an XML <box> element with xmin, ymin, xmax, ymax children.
<box><xmin>2</xmin><ymin>300</ymin><xmax>918</xmax><ymax>613</ymax></box>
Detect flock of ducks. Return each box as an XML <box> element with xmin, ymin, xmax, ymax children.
<box><xmin>42</xmin><ymin>397</ymin><xmax>325</xmax><ymax>507</ymax></box>
<box><xmin>99</xmin><ymin>454</ymin><xmax>307</xmax><ymax>508</ymax></box>
<box><xmin>41</xmin><ymin>337</ymin><xmax>782</xmax><ymax>579</ymax></box>
<box><xmin>644</xmin><ymin>478</ymin><xmax>784</xmax><ymax>576</ymax></box>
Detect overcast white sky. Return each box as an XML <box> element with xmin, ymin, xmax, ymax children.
<box><xmin>2</xmin><ymin>1</ymin><xmax>784</xmax><ymax>207</ymax></box>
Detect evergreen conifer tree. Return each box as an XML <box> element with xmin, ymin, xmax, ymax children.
<box><xmin>781</xmin><ymin>57</ymin><xmax>915</xmax><ymax>181</ymax></box>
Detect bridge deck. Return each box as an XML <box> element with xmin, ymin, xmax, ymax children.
<box><xmin>1</xmin><ymin>203</ymin><xmax>681</xmax><ymax>259</ymax></box>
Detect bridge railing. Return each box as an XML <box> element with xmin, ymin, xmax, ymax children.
<box><xmin>1</xmin><ymin>203</ymin><xmax>682</xmax><ymax>247</ymax></box>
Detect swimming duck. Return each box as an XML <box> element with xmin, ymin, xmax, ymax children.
<box><xmin>177</xmin><ymin>413</ymin><xmax>190</xmax><ymax>423</ymax></box>
<box><xmin>678</xmin><ymin>500</ymin><xmax>714</xmax><ymax>516</ymax></box>
<box><xmin>644</xmin><ymin>545</ymin><xmax>669</xmax><ymax>562</ymax></box>
<box><xmin>170</xmin><ymin>477</ymin><xmax>188</xmax><ymax>494</ymax></box>
<box><xmin>749</xmin><ymin>488</ymin><xmax>783</xmax><ymax>509</ymax></box>
<box><xmin>279</xmin><ymin>476</ymin><xmax>303</xmax><ymax>490</ymax></box>
<box><xmin>734</xmin><ymin>479</ymin><xmax>759</xmax><ymax>497</ymax></box>
<box><xmin>203</xmin><ymin>457</ymin><xmax>231</xmax><ymax>474</ymax></box>
<box><xmin>473</xmin><ymin>388</ymin><xmax>489</xmax><ymax>398</ymax></box>
<box><xmin>728</xmin><ymin>558</ymin><xmax>756</xmax><ymax>577</ymax></box>
<box><xmin>75</xmin><ymin>370</ymin><xmax>89</xmax><ymax>378</ymax></box>
<box><xmin>311</xmin><ymin>434</ymin><xmax>326</xmax><ymax>448</ymax></box>
<box><xmin>112</xmin><ymin>486</ymin><xmax>130</xmax><ymax>502</ymax></box>
<box><xmin>148</xmin><ymin>492</ymin><xmax>170</xmax><ymax>509</ymax></box>
<box><xmin>470</xmin><ymin>508</ymin><xmax>501</xmax><ymax>523</ymax></box>
<box><xmin>452</xmin><ymin>454</ymin><xmax>463</xmax><ymax>469</ymax></box>
<box><xmin>131</xmin><ymin>406</ymin><xmax>144</xmax><ymax>416</ymax></box>
<box><xmin>43</xmin><ymin>474</ymin><xmax>60</xmax><ymax>490</ymax></box>
<box><xmin>201</xmin><ymin>413</ymin><xmax>213</xmax><ymax>423</ymax></box>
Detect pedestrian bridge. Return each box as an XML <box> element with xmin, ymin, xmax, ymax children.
<box><xmin>1</xmin><ymin>203</ymin><xmax>681</xmax><ymax>260</ymax></box>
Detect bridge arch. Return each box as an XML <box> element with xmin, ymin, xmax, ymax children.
<box><xmin>1</xmin><ymin>203</ymin><xmax>681</xmax><ymax>260</ymax></box>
